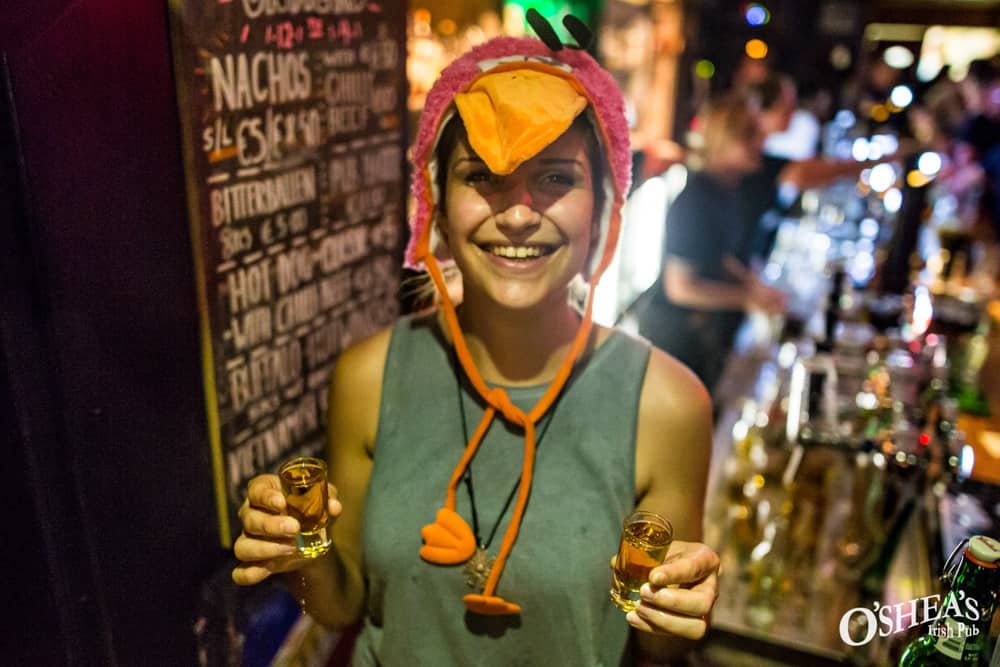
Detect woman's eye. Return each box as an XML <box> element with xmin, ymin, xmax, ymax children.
<box><xmin>540</xmin><ymin>172</ymin><xmax>576</xmax><ymax>188</ymax></box>
<box><xmin>464</xmin><ymin>170</ymin><xmax>495</xmax><ymax>184</ymax></box>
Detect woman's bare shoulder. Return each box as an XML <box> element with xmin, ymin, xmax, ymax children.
<box><xmin>640</xmin><ymin>345</ymin><xmax>711</xmax><ymax>422</ymax></box>
<box><xmin>634</xmin><ymin>347</ymin><xmax>713</xmax><ymax>536</ymax></box>
<box><xmin>329</xmin><ymin>323</ymin><xmax>395</xmax><ymax>453</ymax></box>
<box><xmin>334</xmin><ymin>323</ymin><xmax>394</xmax><ymax>388</ymax></box>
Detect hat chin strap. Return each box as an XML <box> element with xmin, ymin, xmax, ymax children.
<box><xmin>415</xmin><ymin>239</ymin><xmax>605</xmax><ymax>616</ymax></box>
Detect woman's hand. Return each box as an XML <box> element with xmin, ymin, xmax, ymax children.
<box><xmin>231</xmin><ymin>474</ymin><xmax>342</xmax><ymax>585</ymax></box>
<box><xmin>625</xmin><ymin>540</ymin><xmax>720</xmax><ymax>640</ymax></box>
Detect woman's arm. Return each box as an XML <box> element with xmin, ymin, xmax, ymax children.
<box><xmin>286</xmin><ymin>327</ymin><xmax>389</xmax><ymax>628</ymax></box>
<box><xmin>233</xmin><ymin>326</ymin><xmax>390</xmax><ymax>630</ymax></box>
<box><xmin>629</xmin><ymin>348</ymin><xmax>719</xmax><ymax>662</ymax></box>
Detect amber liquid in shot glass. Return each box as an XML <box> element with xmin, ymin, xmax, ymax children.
<box><xmin>278</xmin><ymin>456</ymin><xmax>331</xmax><ymax>558</ymax></box>
<box><xmin>610</xmin><ymin>510</ymin><xmax>673</xmax><ymax>612</ymax></box>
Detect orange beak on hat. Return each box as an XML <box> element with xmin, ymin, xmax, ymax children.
<box><xmin>453</xmin><ymin>64</ymin><xmax>588</xmax><ymax>176</ymax></box>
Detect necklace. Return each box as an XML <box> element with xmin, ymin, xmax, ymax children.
<box><xmin>451</xmin><ymin>349</ymin><xmax>564</xmax><ymax>591</ymax></box>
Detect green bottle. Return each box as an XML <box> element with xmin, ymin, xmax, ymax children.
<box><xmin>898</xmin><ymin>535</ymin><xmax>1000</xmax><ymax>666</ymax></box>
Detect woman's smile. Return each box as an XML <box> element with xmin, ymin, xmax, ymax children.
<box><xmin>474</xmin><ymin>242</ymin><xmax>562</xmax><ymax>277</ymax></box>
<box><xmin>481</xmin><ymin>243</ymin><xmax>557</xmax><ymax>260</ymax></box>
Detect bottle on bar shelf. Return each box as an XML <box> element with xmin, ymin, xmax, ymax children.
<box><xmin>709</xmin><ymin>401</ymin><xmax>764</xmax><ymax>569</ymax></box>
<box><xmin>786</xmin><ymin>352</ymin><xmax>839</xmax><ymax>446</ymax></box>
<box><xmin>817</xmin><ymin>261</ymin><xmax>846</xmax><ymax>354</ymax></box>
<box><xmin>952</xmin><ymin>316</ymin><xmax>991</xmax><ymax>416</ymax></box>
<box><xmin>744</xmin><ymin>482</ymin><xmax>793</xmax><ymax>631</ymax></box>
<box><xmin>897</xmin><ymin>535</ymin><xmax>1000</xmax><ymax>666</ymax></box>
<box><xmin>714</xmin><ymin>398</ymin><xmax>795</xmax><ymax>577</ymax></box>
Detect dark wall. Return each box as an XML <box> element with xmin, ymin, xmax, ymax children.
<box><xmin>2</xmin><ymin>2</ymin><xmax>222</xmax><ymax>664</ymax></box>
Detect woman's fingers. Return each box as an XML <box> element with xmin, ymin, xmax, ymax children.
<box><xmin>233</xmin><ymin>531</ymin><xmax>298</xmax><ymax>562</ymax></box>
<box><xmin>628</xmin><ymin>603</ymin><xmax>710</xmax><ymax>640</ymax></box>
<box><xmin>231</xmin><ymin>557</ymin><xmax>299</xmax><ymax>586</ymax></box>
<box><xmin>240</xmin><ymin>476</ymin><xmax>340</xmax><ymax>538</ymax></box>
<box><xmin>639</xmin><ymin>576</ymin><xmax>718</xmax><ymax>618</ymax></box>
<box><xmin>232</xmin><ymin>562</ymin><xmax>274</xmax><ymax>586</ymax></box>
<box><xmin>246</xmin><ymin>474</ymin><xmax>287</xmax><ymax>511</ymax></box>
<box><xmin>626</xmin><ymin>540</ymin><xmax>720</xmax><ymax>638</ymax></box>
<box><xmin>239</xmin><ymin>499</ymin><xmax>300</xmax><ymax>538</ymax></box>
<box><xmin>328</xmin><ymin>482</ymin><xmax>342</xmax><ymax>517</ymax></box>
<box><xmin>648</xmin><ymin>540</ymin><xmax>720</xmax><ymax>587</ymax></box>
<box><xmin>234</xmin><ymin>474</ymin><xmax>342</xmax><ymax>586</ymax></box>
<box><xmin>232</xmin><ymin>532</ymin><xmax>308</xmax><ymax>586</ymax></box>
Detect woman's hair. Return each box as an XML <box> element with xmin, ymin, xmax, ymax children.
<box><xmin>697</xmin><ymin>94</ymin><xmax>759</xmax><ymax>168</ymax></box>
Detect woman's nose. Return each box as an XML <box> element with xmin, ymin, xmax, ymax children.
<box><xmin>496</xmin><ymin>181</ymin><xmax>541</xmax><ymax>229</ymax></box>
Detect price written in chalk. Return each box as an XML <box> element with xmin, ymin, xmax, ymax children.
<box><xmin>203</xmin><ymin>106</ymin><xmax>324</xmax><ymax>167</ymax></box>
<box><xmin>260</xmin><ymin>207</ymin><xmax>308</xmax><ymax>245</ymax></box>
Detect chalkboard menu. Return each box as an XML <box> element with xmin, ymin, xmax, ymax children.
<box><xmin>168</xmin><ymin>0</ymin><xmax>406</xmax><ymax>545</ymax></box>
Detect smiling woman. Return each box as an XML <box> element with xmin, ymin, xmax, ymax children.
<box><xmin>233</xmin><ymin>28</ymin><xmax>721</xmax><ymax>667</ymax></box>
<box><xmin>437</xmin><ymin>116</ymin><xmax>598</xmax><ymax>314</ymax></box>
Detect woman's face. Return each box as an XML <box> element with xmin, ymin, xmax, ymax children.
<box><xmin>439</xmin><ymin>125</ymin><xmax>597</xmax><ymax>311</ymax></box>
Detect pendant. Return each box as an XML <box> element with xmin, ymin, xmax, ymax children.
<box><xmin>462</xmin><ymin>546</ymin><xmax>495</xmax><ymax>591</ymax></box>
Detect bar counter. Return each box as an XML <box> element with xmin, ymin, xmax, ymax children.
<box><xmin>956</xmin><ymin>300</ymin><xmax>1000</xmax><ymax>486</ymax></box>
<box><xmin>694</xmin><ymin>287</ymin><xmax>1000</xmax><ymax>666</ymax></box>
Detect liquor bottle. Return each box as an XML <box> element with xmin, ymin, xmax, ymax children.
<box><xmin>744</xmin><ymin>443</ymin><xmax>814</xmax><ymax>630</ymax></box>
<box><xmin>953</xmin><ymin>319</ymin><xmax>991</xmax><ymax>416</ymax></box>
<box><xmin>714</xmin><ymin>401</ymin><xmax>786</xmax><ymax>570</ymax></box>
<box><xmin>834</xmin><ymin>448</ymin><xmax>887</xmax><ymax>580</ymax></box>
<box><xmin>898</xmin><ymin>535</ymin><xmax>1000</xmax><ymax>666</ymax></box>
<box><xmin>744</xmin><ymin>506</ymin><xmax>791</xmax><ymax>630</ymax></box>
<box><xmin>817</xmin><ymin>263</ymin><xmax>846</xmax><ymax>353</ymax></box>
<box><xmin>857</xmin><ymin>336</ymin><xmax>897</xmax><ymax>442</ymax></box>
<box><xmin>786</xmin><ymin>354</ymin><xmax>838</xmax><ymax>446</ymax></box>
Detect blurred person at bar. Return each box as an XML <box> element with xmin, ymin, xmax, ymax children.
<box><xmin>955</xmin><ymin>58</ymin><xmax>1000</xmax><ymax>239</ymax></box>
<box><xmin>741</xmin><ymin>73</ymin><xmax>893</xmax><ymax>263</ymax></box>
<box><xmin>630</xmin><ymin>95</ymin><xmax>787</xmax><ymax>396</ymax></box>
<box><xmin>761</xmin><ymin>81</ymin><xmax>832</xmax><ymax>161</ymax></box>
<box><xmin>923</xmin><ymin>58</ymin><xmax>1000</xmax><ymax>285</ymax></box>
<box><xmin>231</xmin><ymin>23</ymin><xmax>720</xmax><ymax>667</ymax></box>
<box><xmin>738</xmin><ymin>73</ymin><xmax>802</xmax><ymax>262</ymax></box>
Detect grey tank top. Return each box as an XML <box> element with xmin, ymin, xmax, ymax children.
<box><xmin>352</xmin><ymin>313</ymin><xmax>651</xmax><ymax>667</ymax></box>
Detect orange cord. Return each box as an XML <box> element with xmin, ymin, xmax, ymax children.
<box><xmin>414</xmin><ymin>106</ymin><xmax>625</xmax><ymax>614</ymax></box>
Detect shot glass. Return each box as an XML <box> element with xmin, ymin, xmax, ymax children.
<box><xmin>278</xmin><ymin>456</ymin><xmax>332</xmax><ymax>558</ymax></box>
<box><xmin>610</xmin><ymin>510</ymin><xmax>673</xmax><ymax>612</ymax></box>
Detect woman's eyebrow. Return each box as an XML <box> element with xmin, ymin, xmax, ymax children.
<box><xmin>537</xmin><ymin>157</ymin><xmax>585</xmax><ymax>167</ymax></box>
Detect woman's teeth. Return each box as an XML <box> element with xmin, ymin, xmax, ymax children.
<box><xmin>489</xmin><ymin>245</ymin><xmax>549</xmax><ymax>259</ymax></box>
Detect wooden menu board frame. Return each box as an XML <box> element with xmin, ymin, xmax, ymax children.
<box><xmin>168</xmin><ymin>0</ymin><xmax>406</xmax><ymax>546</ymax></box>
